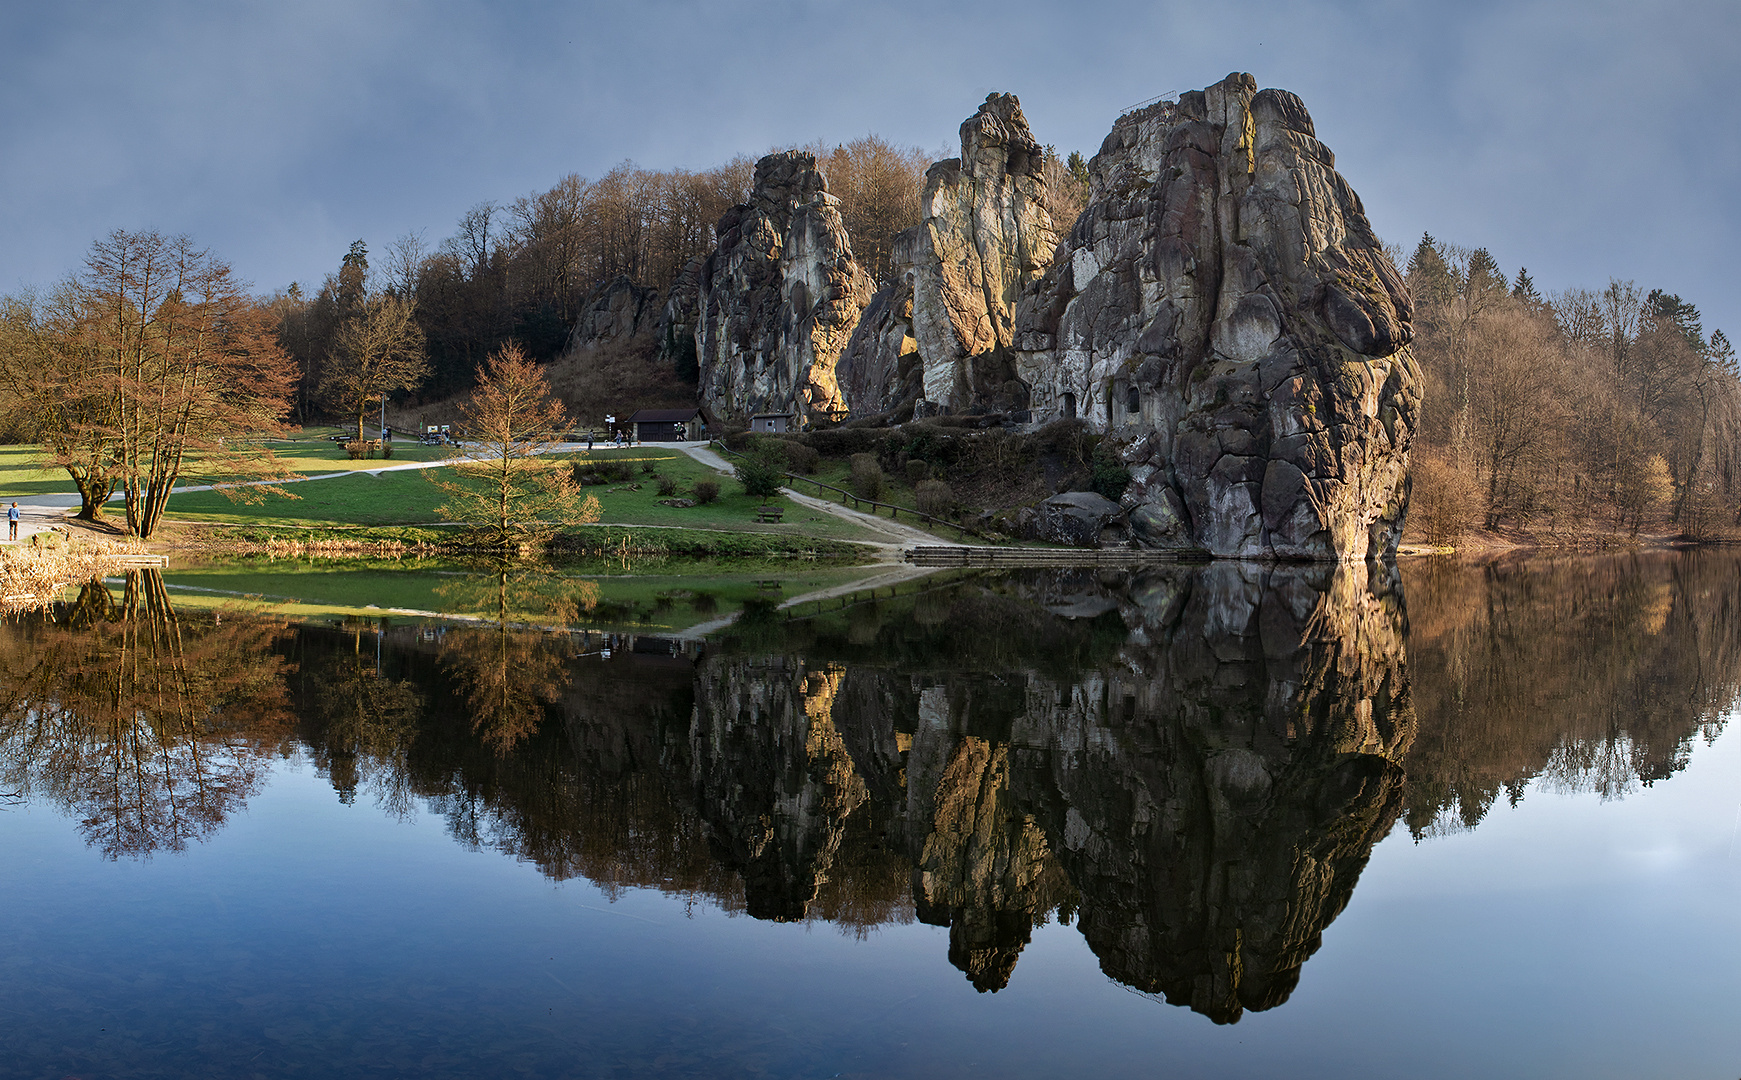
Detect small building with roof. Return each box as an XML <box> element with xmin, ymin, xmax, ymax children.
<box><xmin>627</xmin><ymin>408</ymin><xmax>705</xmax><ymax>442</ymax></box>
<box><xmin>749</xmin><ymin>412</ymin><xmax>794</xmax><ymax>433</ymax></box>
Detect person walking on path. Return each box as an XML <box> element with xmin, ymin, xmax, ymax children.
<box><xmin>7</xmin><ymin>501</ymin><xmax>18</xmax><ymax>541</ymax></box>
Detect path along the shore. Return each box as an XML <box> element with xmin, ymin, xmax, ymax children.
<box><xmin>0</xmin><ymin>441</ymin><xmax>966</xmax><ymax>555</ymax></box>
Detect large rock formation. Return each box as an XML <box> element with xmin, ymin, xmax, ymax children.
<box><xmin>838</xmin><ymin>94</ymin><xmax>1058</xmax><ymax>418</ymax></box>
<box><xmin>564</xmin><ymin>274</ymin><xmax>660</xmax><ymax>352</ymax></box>
<box><xmin>693</xmin><ymin>75</ymin><xmax>1416</xmax><ymax>560</ymax></box>
<box><xmin>1013</xmin><ymin>74</ymin><xmax>1419</xmax><ymax>560</ymax></box>
<box><xmin>696</xmin><ymin>152</ymin><xmax>872</xmax><ymax>426</ymax></box>
<box><xmin>656</xmin><ymin>256</ymin><xmax>704</xmax><ymax>372</ymax></box>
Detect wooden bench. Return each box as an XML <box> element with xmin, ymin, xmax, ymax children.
<box><xmin>754</xmin><ymin>505</ymin><xmax>785</xmax><ymax>523</ymax></box>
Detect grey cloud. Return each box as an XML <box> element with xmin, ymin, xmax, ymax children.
<box><xmin>1</xmin><ymin>0</ymin><xmax>1735</xmax><ymax>334</ymax></box>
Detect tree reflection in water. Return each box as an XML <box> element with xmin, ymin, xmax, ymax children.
<box><xmin>435</xmin><ymin>560</ymin><xmax>599</xmax><ymax>754</ymax></box>
<box><xmin>0</xmin><ymin>571</ymin><xmax>292</xmax><ymax>858</ymax></box>
<box><xmin>303</xmin><ymin>622</ymin><xmax>426</xmax><ymax>813</ymax></box>
<box><xmin>5</xmin><ymin>553</ymin><xmax>1739</xmax><ymax>1022</ymax></box>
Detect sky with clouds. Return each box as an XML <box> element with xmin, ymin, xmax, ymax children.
<box><xmin>2</xmin><ymin>0</ymin><xmax>1736</xmax><ymax>336</ymax></box>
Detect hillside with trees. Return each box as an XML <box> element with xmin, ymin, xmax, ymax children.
<box><xmin>266</xmin><ymin>134</ymin><xmax>1093</xmax><ymax>436</ymax></box>
<box><xmin>1402</xmin><ymin>234</ymin><xmax>1738</xmax><ymax>544</ymax></box>
<box><xmin>5</xmin><ymin>114</ymin><xmax>1733</xmax><ymax>549</ymax></box>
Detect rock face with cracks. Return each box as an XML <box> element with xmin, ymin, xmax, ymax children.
<box><xmin>565</xmin><ymin>275</ymin><xmax>660</xmax><ymax>352</ymax></box>
<box><xmin>696</xmin><ymin>152</ymin><xmax>872</xmax><ymax>426</ymax></box>
<box><xmin>695</xmin><ymin>75</ymin><xmax>1415</xmax><ymax>560</ymax></box>
<box><xmin>838</xmin><ymin>93</ymin><xmax>1058</xmax><ymax>419</ymax></box>
<box><xmin>1013</xmin><ymin>73</ymin><xmax>1419</xmax><ymax>560</ymax></box>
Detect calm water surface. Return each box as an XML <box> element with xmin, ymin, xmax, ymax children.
<box><xmin>2</xmin><ymin>554</ymin><xmax>1738</xmax><ymax>1078</ymax></box>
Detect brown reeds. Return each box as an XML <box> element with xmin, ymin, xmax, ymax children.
<box><xmin>0</xmin><ymin>535</ymin><xmax>145</xmax><ymax>613</ymax></box>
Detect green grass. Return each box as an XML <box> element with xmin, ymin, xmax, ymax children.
<box><xmin>0</xmin><ymin>430</ymin><xmax>453</xmax><ymax>499</ymax></box>
<box><xmin>164</xmin><ymin>447</ymin><xmax>892</xmax><ymax>544</ymax></box>
<box><xmin>168</xmin><ymin>469</ymin><xmax>450</xmax><ymax>525</ymax></box>
<box><xmin>145</xmin><ymin>555</ymin><xmax>883</xmax><ymax>633</ymax></box>
<box><xmin>778</xmin><ymin>456</ymin><xmax>973</xmax><ymax>542</ymax></box>
<box><xmin>0</xmin><ymin>446</ymin><xmax>73</xmax><ymax>497</ymax></box>
<box><xmin>238</xmin><ymin>431</ymin><xmax>450</xmax><ymax>478</ymax></box>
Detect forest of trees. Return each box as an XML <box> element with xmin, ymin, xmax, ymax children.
<box><xmin>4</xmin><ymin>120</ymin><xmax>1730</xmax><ymax>547</ymax></box>
<box><xmin>267</xmin><ymin>136</ymin><xmax>1093</xmax><ymax>430</ymax></box>
<box><xmin>269</xmin><ymin>137</ymin><xmax>963</xmax><ymax>421</ymax></box>
<box><xmin>1403</xmin><ymin>234</ymin><xmax>1738</xmax><ymax>541</ymax></box>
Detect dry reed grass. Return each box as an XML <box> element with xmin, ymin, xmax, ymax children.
<box><xmin>0</xmin><ymin>534</ymin><xmax>147</xmax><ymax>613</ymax></box>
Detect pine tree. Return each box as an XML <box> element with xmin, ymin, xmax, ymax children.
<box><xmin>1511</xmin><ymin>267</ymin><xmax>1543</xmax><ymax>307</ymax></box>
<box><xmin>1406</xmin><ymin>233</ymin><xmax>1455</xmax><ymax>315</ymax></box>
<box><xmin>1645</xmin><ymin>289</ymin><xmax>1706</xmax><ymax>352</ymax></box>
<box><xmin>1406</xmin><ymin>232</ymin><xmax>1440</xmax><ymax>278</ymax></box>
<box><xmin>338</xmin><ymin>239</ymin><xmax>368</xmax><ymax>310</ymax></box>
<box><xmin>1065</xmin><ymin>150</ymin><xmax>1090</xmax><ymax>189</ymax></box>
<box><xmin>1710</xmin><ymin>329</ymin><xmax>1735</xmax><ymax>374</ymax></box>
<box><xmin>1466</xmin><ymin>248</ymin><xmax>1508</xmax><ymax>301</ymax></box>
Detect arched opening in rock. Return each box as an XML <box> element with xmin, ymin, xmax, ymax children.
<box><xmin>1062</xmin><ymin>392</ymin><xmax>1076</xmax><ymax>420</ymax></box>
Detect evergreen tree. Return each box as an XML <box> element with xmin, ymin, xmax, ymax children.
<box><xmin>1066</xmin><ymin>150</ymin><xmax>1090</xmax><ymax>189</ymax></box>
<box><xmin>1710</xmin><ymin>329</ymin><xmax>1735</xmax><ymax>374</ymax></box>
<box><xmin>1406</xmin><ymin>233</ymin><xmax>1455</xmax><ymax>314</ymax></box>
<box><xmin>1466</xmin><ymin>247</ymin><xmax>1508</xmax><ymax>301</ymax></box>
<box><xmin>338</xmin><ymin>239</ymin><xmax>368</xmax><ymax>310</ymax></box>
<box><xmin>1511</xmin><ymin>267</ymin><xmax>1543</xmax><ymax>307</ymax></box>
<box><xmin>1645</xmin><ymin>289</ymin><xmax>1706</xmax><ymax>352</ymax></box>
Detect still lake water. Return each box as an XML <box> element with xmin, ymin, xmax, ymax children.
<box><xmin>2</xmin><ymin>553</ymin><xmax>1739</xmax><ymax>1078</ymax></box>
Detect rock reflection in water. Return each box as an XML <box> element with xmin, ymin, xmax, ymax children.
<box><xmin>6</xmin><ymin>553</ymin><xmax>1737</xmax><ymax>1026</ymax></box>
<box><xmin>691</xmin><ymin>563</ymin><xmax>1412</xmax><ymax>1021</ymax></box>
<box><xmin>1023</xmin><ymin>564</ymin><xmax>1412</xmax><ymax>1021</ymax></box>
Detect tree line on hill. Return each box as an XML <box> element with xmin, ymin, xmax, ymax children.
<box><xmin>3</xmin><ymin>124</ymin><xmax>1728</xmax><ymax>546</ymax></box>
<box><xmin>269</xmin><ymin>137</ymin><xmax>1090</xmax><ymax>427</ymax></box>
<box><xmin>1401</xmin><ymin>234</ymin><xmax>1738</xmax><ymax>541</ymax></box>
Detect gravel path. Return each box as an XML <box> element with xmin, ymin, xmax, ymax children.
<box><xmin>668</xmin><ymin>442</ymin><xmax>963</xmax><ymax>551</ymax></box>
<box><xmin>0</xmin><ymin>440</ymin><xmax>962</xmax><ymax>554</ymax></box>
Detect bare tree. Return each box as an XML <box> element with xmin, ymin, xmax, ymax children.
<box><xmin>813</xmin><ymin>136</ymin><xmax>931</xmax><ymax>284</ymax></box>
<box><xmin>321</xmin><ymin>294</ymin><xmax>427</xmax><ymax>441</ymax></box>
<box><xmin>382</xmin><ymin>229</ymin><xmax>429</xmax><ymax>302</ymax></box>
<box><xmin>1599</xmin><ymin>278</ymin><xmax>1644</xmax><ymax>382</ymax></box>
<box><xmin>431</xmin><ymin>342</ymin><xmax>600</xmax><ymax>548</ymax></box>
<box><xmin>0</xmin><ymin>285</ymin><xmax>119</xmax><ymax>519</ymax></box>
<box><xmin>83</xmin><ymin>230</ymin><xmax>298</xmax><ymax>537</ymax></box>
<box><xmin>1039</xmin><ymin>145</ymin><xmax>1088</xmax><ymax>238</ymax></box>
<box><xmin>450</xmin><ymin>202</ymin><xmax>499</xmax><ymax>274</ymax></box>
<box><xmin>1469</xmin><ymin>308</ymin><xmax>1566</xmax><ymax>524</ymax></box>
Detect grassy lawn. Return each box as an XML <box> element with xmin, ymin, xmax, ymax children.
<box><xmin>784</xmin><ymin>457</ymin><xmax>975</xmax><ymax>542</ymax></box>
<box><xmin>163</xmin><ymin>447</ymin><xmax>891</xmax><ymax>543</ymax></box>
<box><xmin>0</xmin><ymin>429</ymin><xmax>454</xmax><ymax>498</ymax></box>
<box><xmin>139</xmin><ymin>555</ymin><xmax>882</xmax><ymax>633</ymax></box>
<box><xmin>234</xmin><ymin>428</ymin><xmax>451</xmax><ymax>478</ymax></box>
<box><xmin>0</xmin><ymin>446</ymin><xmax>73</xmax><ymax>496</ymax></box>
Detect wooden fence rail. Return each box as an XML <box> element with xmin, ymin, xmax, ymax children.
<box><xmin>710</xmin><ymin>443</ymin><xmax>983</xmax><ymax>540</ymax></box>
